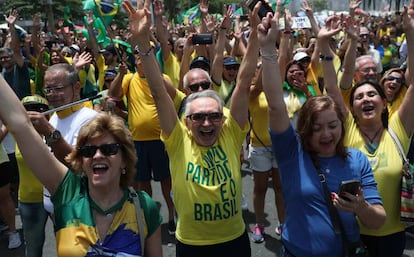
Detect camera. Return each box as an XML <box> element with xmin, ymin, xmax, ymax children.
<box><xmin>245</xmin><ymin>0</ymin><xmax>274</xmax><ymax>19</ymax></box>
<box><xmin>192</xmin><ymin>34</ymin><xmax>213</xmax><ymax>45</ymax></box>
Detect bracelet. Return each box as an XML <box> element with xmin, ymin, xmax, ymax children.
<box><xmin>319</xmin><ymin>54</ymin><xmax>334</xmax><ymax>61</ymax></box>
<box><xmin>134</xmin><ymin>45</ymin><xmax>154</xmax><ymax>56</ymax></box>
<box><xmin>283</xmin><ymin>30</ymin><xmax>293</xmax><ymax>34</ymax></box>
<box><xmin>260</xmin><ymin>50</ymin><xmax>278</xmax><ymax>62</ymax></box>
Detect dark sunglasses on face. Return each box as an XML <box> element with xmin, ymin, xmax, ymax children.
<box><xmin>385</xmin><ymin>75</ymin><xmax>402</xmax><ymax>84</ymax></box>
<box><xmin>77</xmin><ymin>143</ymin><xmax>121</xmax><ymax>158</ymax></box>
<box><xmin>224</xmin><ymin>65</ymin><xmax>239</xmax><ymax>71</ymax></box>
<box><xmin>24</xmin><ymin>104</ymin><xmax>49</xmax><ymax>112</ymax></box>
<box><xmin>186</xmin><ymin>112</ymin><xmax>223</xmax><ymax>123</ymax></box>
<box><xmin>188</xmin><ymin>81</ymin><xmax>211</xmax><ymax>92</ymax></box>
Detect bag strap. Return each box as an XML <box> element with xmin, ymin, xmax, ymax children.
<box><xmin>314</xmin><ymin>165</ymin><xmax>350</xmax><ymax>255</ymax></box>
<box><xmin>388</xmin><ymin>128</ymin><xmax>412</xmax><ymax>178</ymax></box>
<box><xmin>388</xmin><ymin>128</ymin><xmax>410</xmax><ymax>165</ymax></box>
<box><xmin>128</xmin><ymin>187</ymin><xmax>145</xmax><ymax>257</ymax></box>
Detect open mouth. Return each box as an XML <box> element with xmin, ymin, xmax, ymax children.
<box><xmin>362</xmin><ymin>105</ymin><xmax>375</xmax><ymax>113</ymax></box>
<box><xmin>93</xmin><ymin>164</ymin><xmax>108</xmax><ymax>174</ymax></box>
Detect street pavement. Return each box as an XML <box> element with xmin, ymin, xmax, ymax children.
<box><xmin>2</xmin><ymin>165</ymin><xmax>414</xmax><ymax>256</ymax></box>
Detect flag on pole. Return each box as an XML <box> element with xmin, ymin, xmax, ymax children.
<box><xmin>82</xmin><ymin>0</ymin><xmax>123</xmax><ymax>25</ymax></box>
<box><xmin>177</xmin><ymin>4</ymin><xmax>201</xmax><ymax>25</ymax></box>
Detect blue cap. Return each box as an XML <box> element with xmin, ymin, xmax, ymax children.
<box><xmin>223</xmin><ymin>57</ymin><xmax>240</xmax><ymax>66</ymax></box>
<box><xmin>190</xmin><ymin>56</ymin><xmax>210</xmax><ymax>69</ymax></box>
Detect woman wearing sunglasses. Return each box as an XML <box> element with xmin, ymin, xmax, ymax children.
<box><xmin>0</xmin><ymin>76</ymin><xmax>163</xmax><ymax>256</ymax></box>
<box><xmin>379</xmin><ymin>67</ymin><xmax>407</xmax><ymax>117</ymax></box>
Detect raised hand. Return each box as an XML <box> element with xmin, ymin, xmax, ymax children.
<box><xmin>301</xmin><ymin>0</ymin><xmax>314</xmax><ymax>17</ymax></box>
<box><xmin>317</xmin><ymin>15</ymin><xmax>342</xmax><ymax>41</ymax></box>
<box><xmin>122</xmin><ymin>0</ymin><xmax>152</xmax><ymax>40</ymax></box>
<box><xmin>5</xmin><ymin>9</ymin><xmax>18</xmax><ymax>25</ymax></box>
<box><xmin>219</xmin><ymin>4</ymin><xmax>233</xmax><ymax>30</ymax></box>
<box><xmin>153</xmin><ymin>0</ymin><xmax>164</xmax><ymax>17</ymax></box>
<box><xmin>257</xmin><ymin>8</ymin><xmax>278</xmax><ymax>51</ymax></box>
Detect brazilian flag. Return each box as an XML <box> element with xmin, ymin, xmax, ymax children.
<box><xmin>82</xmin><ymin>0</ymin><xmax>123</xmax><ymax>25</ymax></box>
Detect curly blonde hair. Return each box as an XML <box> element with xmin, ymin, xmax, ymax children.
<box><xmin>65</xmin><ymin>112</ymin><xmax>137</xmax><ymax>188</ymax></box>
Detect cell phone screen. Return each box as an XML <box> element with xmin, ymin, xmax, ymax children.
<box><xmin>338</xmin><ymin>179</ymin><xmax>360</xmax><ymax>201</ymax></box>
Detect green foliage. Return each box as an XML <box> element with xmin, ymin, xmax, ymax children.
<box><xmin>312</xmin><ymin>0</ymin><xmax>327</xmax><ymax>12</ymax></box>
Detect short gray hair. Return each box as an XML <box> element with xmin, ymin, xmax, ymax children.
<box><xmin>45</xmin><ymin>63</ymin><xmax>80</xmax><ymax>85</ymax></box>
<box><xmin>183</xmin><ymin>68</ymin><xmax>212</xmax><ymax>90</ymax></box>
<box><xmin>185</xmin><ymin>90</ymin><xmax>224</xmax><ymax>116</ymax></box>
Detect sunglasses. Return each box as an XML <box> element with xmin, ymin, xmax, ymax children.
<box><xmin>385</xmin><ymin>75</ymin><xmax>402</xmax><ymax>84</ymax></box>
<box><xmin>188</xmin><ymin>81</ymin><xmax>211</xmax><ymax>92</ymax></box>
<box><xmin>360</xmin><ymin>34</ymin><xmax>369</xmax><ymax>39</ymax></box>
<box><xmin>224</xmin><ymin>65</ymin><xmax>239</xmax><ymax>70</ymax></box>
<box><xmin>186</xmin><ymin>112</ymin><xmax>223</xmax><ymax>123</ymax></box>
<box><xmin>77</xmin><ymin>143</ymin><xmax>121</xmax><ymax>158</ymax></box>
<box><xmin>24</xmin><ymin>104</ymin><xmax>49</xmax><ymax>112</ymax></box>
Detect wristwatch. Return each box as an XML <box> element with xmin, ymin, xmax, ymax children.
<box><xmin>45</xmin><ymin>130</ymin><xmax>62</xmax><ymax>146</ymax></box>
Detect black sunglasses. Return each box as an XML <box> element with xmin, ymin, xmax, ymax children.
<box><xmin>385</xmin><ymin>75</ymin><xmax>403</xmax><ymax>84</ymax></box>
<box><xmin>77</xmin><ymin>143</ymin><xmax>121</xmax><ymax>158</ymax></box>
<box><xmin>186</xmin><ymin>112</ymin><xmax>223</xmax><ymax>123</ymax></box>
<box><xmin>188</xmin><ymin>81</ymin><xmax>211</xmax><ymax>92</ymax></box>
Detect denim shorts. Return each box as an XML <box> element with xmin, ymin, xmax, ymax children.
<box><xmin>248</xmin><ymin>145</ymin><xmax>278</xmax><ymax>172</ymax></box>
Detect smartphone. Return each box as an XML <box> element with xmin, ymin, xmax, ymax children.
<box><xmin>192</xmin><ymin>34</ymin><xmax>213</xmax><ymax>45</ymax></box>
<box><xmin>245</xmin><ymin>0</ymin><xmax>274</xmax><ymax>19</ymax></box>
<box><xmin>338</xmin><ymin>179</ymin><xmax>361</xmax><ymax>201</ymax></box>
<box><xmin>239</xmin><ymin>15</ymin><xmax>249</xmax><ymax>21</ymax></box>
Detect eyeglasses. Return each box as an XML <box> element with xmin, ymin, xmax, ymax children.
<box><xmin>43</xmin><ymin>85</ymin><xmax>71</xmax><ymax>95</ymax></box>
<box><xmin>186</xmin><ymin>112</ymin><xmax>223</xmax><ymax>123</ymax></box>
<box><xmin>0</xmin><ymin>55</ymin><xmax>11</xmax><ymax>61</ymax></box>
<box><xmin>224</xmin><ymin>65</ymin><xmax>239</xmax><ymax>71</ymax></box>
<box><xmin>385</xmin><ymin>75</ymin><xmax>402</xmax><ymax>84</ymax></box>
<box><xmin>24</xmin><ymin>104</ymin><xmax>49</xmax><ymax>112</ymax></box>
<box><xmin>359</xmin><ymin>67</ymin><xmax>377</xmax><ymax>74</ymax></box>
<box><xmin>77</xmin><ymin>143</ymin><xmax>121</xmax><ymax>158</ymax></box>
<box><xmin>188</xmin><ymin>81</ymin><xmax>211</xmax><ymax>92</ymax></box>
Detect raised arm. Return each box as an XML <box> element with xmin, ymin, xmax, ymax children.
<box><xmin>259</xmin><ymin>12</ymin><xmax>287</xmax><ymax>133</ymax></box>
<box><xmin>210</xmin><ymin>5</ymin><xmax>232</xmax><ymax>84</ymax></box>
<box><xmin>122</xmin><ymin>0</ymin><xmax>178</xmax><ymax>135</ymax></box>
<box><xmin>230</xmin><ymin>4</ymin><xmax>260</xmax><ymax>128</ymax></box>
<box><xmin>339</xmin><ymin>1</ymin><xmax>361</xmax><ymax>90</ymax></box>
<box><xmin>398</xmin><ymin>2</ymin><xmax>414</xmax><ymax>136</ymax></box>
<box><xmin>0</xmin><ymin>76</ymin><xmax>67</xmax><ymax>195</ymax></box>
<box><xmin>154</xmin><ymin>0</ymin><xmax>171</xmax><ymax>62</ymax></box>
<box><xmin>5</xmin><ymin>9</ymin><xmax>24</xmax><ymax>67</ymax></box>
<box><xmin>319</xmin><ymin>16</ymin><xmax>349</xmax><ymax>117</ymax></box>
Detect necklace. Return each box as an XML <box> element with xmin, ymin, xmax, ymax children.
<box><xmin>360</xmin><ymin>126</ymin><xmax>383</xmax><ymax>154</ymax></box>
<box><xmin>89</xmin><ymin>190</ymin><xmax>128</xmax><ymax>218</ymax></box>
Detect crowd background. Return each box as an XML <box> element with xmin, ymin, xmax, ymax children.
<box><xmin>1</xmin><ymin>0</ymin><xmax>414</xmax><ymax>256</ymax></box>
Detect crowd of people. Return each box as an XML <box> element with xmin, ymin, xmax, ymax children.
<box><xmin>1</xmin><ymin>0</ymin><xmax>414</xmax><ymax>256</ymax></box>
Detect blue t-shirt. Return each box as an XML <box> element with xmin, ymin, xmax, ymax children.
<box><xmin>270</xmin><ymin>125</ymin><xmax>382</xmax><ymax>257</ymax></box>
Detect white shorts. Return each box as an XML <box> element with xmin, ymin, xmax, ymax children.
<box><xmin>248</xmin><ymin>145</ymin><xmax>278</xmax><ymax>172</ymax></box>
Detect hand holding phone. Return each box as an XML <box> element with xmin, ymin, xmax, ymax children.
<box><xmin>192</xmin><ymin>34</ymin><xmax>213</xmax><ymax>45</ymax></box>
<box><xmin>245</xmin><ymin>0</ymin><xmax>274</xmax><ymax>19</ymax></box>
<box><xmin>338</xmin><ymin>179</ymin><xmax>361</xmax><ymax>201</ymax></box>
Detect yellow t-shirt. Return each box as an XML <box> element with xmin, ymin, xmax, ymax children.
<box><xmin>344</xmin><ymin>113</ymin><xmax>409</xmax><ymax>236</ymax></box>
<box><xmin>213</xmin><ymin>79</ymin><xmax>235</xmax><ymax>108</ymax></box>
<box><xmin>388</xmin><ymin>86</ymin><xmax>407</xmax><ymax>118</ymax></box>
<box><xmin>16</xmin><ymin>144</ymin><xmax>43</xmax><ymax>203</ymax></box>
<box><xmin>122</xmin><ymin>73</ymin><xmax>172</xmax><ymax>141</ymax></box>
<box><xmin>161</xmin><ymin>114</ymin><xmax>249</xmax><ymax>245</ymax></box>
<box><xmin>249</xmin><ymin>92</ymin><xmax>271</xmax><ymax>147</ymax></box>
<box><xmin>164</xmin><ymin>52</ymin><xmax>181</xmax><ymax>89</ymax></box>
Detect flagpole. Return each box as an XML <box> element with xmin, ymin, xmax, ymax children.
<box><xmin>92</xmin><ymin>0</ymin><xmax>123</xmax><ymax>60</ymax></box>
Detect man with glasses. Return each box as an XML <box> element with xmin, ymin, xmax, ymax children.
<box><xmin>27</xmin><ymin>63</ymin><xmax>97</xmax><ymax>229</ymax></box>
<box><xmin>359</xmin><ymin>26</ymin><xmax>382</xmax><ymax>75</ymax></box>
<box><xmin>122</xmin><ymin>0</ymin><xmax>260</xmax><ymax>255</ymax></box>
